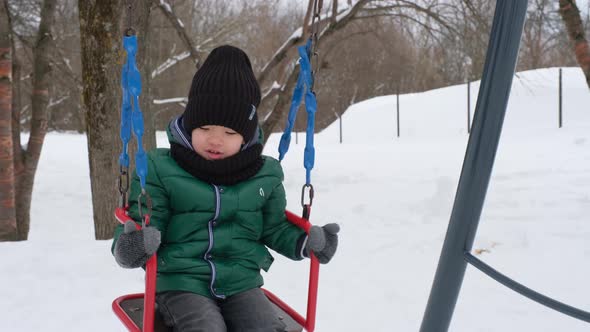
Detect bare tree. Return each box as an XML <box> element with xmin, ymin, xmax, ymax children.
<box><xmin>142</xmin><ymin>0</ymin><xmax>484</xmax><ymax>142</ymax></box>
<box><xmin>259</xmin><ymin>0</ymin><xmax>372</xmax><ymax>140</ymax></box>
<box><xmin>47</xmin><ymin>0</ymin><xmax>84</xmax><ymax>132</ymax></box>
<box><xmin>521</xmin><ymin>0</ymin><xmax>553</xmax><ymax>69</ymax></box>
<box><xmin>432</xmin><ymin>0</ymin><xmax>495</xmax><ymax>84</ymax></box>
<box><xmin>153</xmin><ymin>0</ymin><xmax>204</xmax><ymax>66</ymax></box>
<box><xmin>0</xmin><ymin>0</ymin><xmax>16</xmax><ymax>241</ymax></box>
<box><xmin>79</xmin><ymin>0</ymin><xmax>151</xmax><ymax>240</ymax></box>
<box><xmin>257</xmin><ymin>0</ymin><xmax>474</xmax><ymax>139</ymax></box>
<box><xmin>559</xmin><ymin>0</ymin><xmax>590</xmax><ymax>88</ymax></box>
<box><xmin>4</xmin><ymin>0</ymin><xmax>588</xmax><ymax>242</ymax></box>
<box><xmin>7</xmin><ymin>0</ymin><xmax>86</xmax><ymax>134</ymax></box>
<box><xmin>0</xmin><ymin>0</ymin><xmax>58</xmax><ymax>241</ymax></box>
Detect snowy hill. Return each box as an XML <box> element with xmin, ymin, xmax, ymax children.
<box><xmin>1</xmin><ymin>67</ymin><xmax>589</xmax><ymax>331</ymax></box>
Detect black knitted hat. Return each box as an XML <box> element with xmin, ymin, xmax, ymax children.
<box><xmin>183</xmin><ymin>45</ymin><xmax>261</xmax><ymax>143</ymax></box>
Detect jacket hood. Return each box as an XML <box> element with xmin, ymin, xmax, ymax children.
<box><xmin>167</xmin><ymin>115</ymin><xmax>194</xmax><ymax>150</ymax></box>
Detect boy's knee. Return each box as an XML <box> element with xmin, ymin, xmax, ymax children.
<box><xmin>156</xmin><ymin>291</ymin><xmax>226</xmax><ymax>332</ymax></box>
<box><xmin>222</xmin><ymin>288</ymin><xmax>286</xmax><ymax>332</ymax></box>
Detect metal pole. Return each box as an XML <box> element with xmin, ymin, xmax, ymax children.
<box><xmin>335</xmin><ymin>111</ymin><xmax>342</xmax><ymax>144</ymax></box>
<box><xmin>559</xmin><ymin>68</ymin><xmax>563</xmax><ymax>128</ymax></box>
<box><xmin>339</xmin><ymin>114</ymin><xmax>343</xmax><ymax>144</ymax></box>
<box><xmin>467</xmin><ymin>80</ymin><xmax>471</xmax><ymax>134</ymax></box>
<box><xmin>396</xmin><ymin>89</ymin><xmax>400</xmax><ymax>138</ymax></box>
<box><xmin>419</xmin><ymin>1</ymin><xmax>528</xmax><ymax>331</ymax></box>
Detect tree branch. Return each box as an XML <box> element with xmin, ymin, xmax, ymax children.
<box><xmin>154</xmin><ymin>0</ymin><xmax>204</xmax><ymax>66</ymax></box>
<box><xmin>559</xmin><ymin>0</ymin><xmax>590</xmax><ymax>88</ymax></box>
<box><xmin>260</xmin><ymin>0</ymin><xmax>372</xmax><ymax>142</ymax></box>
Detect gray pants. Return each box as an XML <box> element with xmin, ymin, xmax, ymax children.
<box><xmin>156</xmin><ymin>288</ymin><xmax>286</xmax><ymax>332</ymax></box>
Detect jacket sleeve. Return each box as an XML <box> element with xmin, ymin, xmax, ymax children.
<box><xmin>111</xmin><ymin>153</ymin><xmax>171</xmax><ymax>254</ymax></box>
<box><xmin>260</xmin><ymin>182</ymin><xmax>306</xmax><ymax>260</ymax></box>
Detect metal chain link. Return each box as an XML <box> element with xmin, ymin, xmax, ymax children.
<box><xmin>125</xmin><ymin>0</ymin><xmax>135</xmax><ymax>36</ymax></box>
<box><xmin>137</xmin><ymin>188</ymin><xmax>153</xmax><ymax>227</ymax></box>
<box><xmin>118</xmin><ymin>166</ymin><xmax>130</xmax><ymax>208</ymax></box>
<box><xmin>309</xmin><ymin>0</ymin><xmax>323</xmax><ymax>91</ymax></box>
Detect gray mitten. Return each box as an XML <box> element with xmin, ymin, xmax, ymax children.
<box><xmin>304</xmin><ymin>223</ymin><xmax>340</xmax><ymax>264</ymax></box>
<box><xmin>114</xmin><ymin>221</ymin><xmax>161</xmax><ymax>269</ymax></box>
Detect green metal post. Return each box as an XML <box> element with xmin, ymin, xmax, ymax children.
<box><xmin>419</xmin><ymin>1</ymin><xmax>528</xmax><ymax>331</ymax></box>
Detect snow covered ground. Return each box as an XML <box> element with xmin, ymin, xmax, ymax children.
<box><xmin>1</xmin><ymin>67</ymin><xmax>589</xmax><ymax>331</ymax></box>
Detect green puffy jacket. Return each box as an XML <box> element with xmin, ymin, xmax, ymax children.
<box><xmin>112</xmin><ymin>130</ymin><xmax>305</xmax><ymax>299</ymax></box>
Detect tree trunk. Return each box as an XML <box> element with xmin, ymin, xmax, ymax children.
<box><xmin>9</xmin><ymin>1</ymin><xmax>24</xmax><ymax>241</ymax></box>
<box><xmin>136</xmin><ymin>0</ymin><xmax>156</xmax><ymax>150</ymax></box>
<box><xmin>79</xmin><ymin>0</ymin><xmax>125</xmax><ymax>240</ymax></box>
<box><xmin>12</xmin><ymin>0</ymin><xmax>58</xmax><ymax>241</ymax></box>
<box><xmin>128</xmin><ymin>0</ymin><xmax>156</xmax><ymax>187</ymax></box>
<box><xmin>9</xmin><ymin>0</ymin><xmax>21</xmax><ymax>182</ymax></box>
<box><xmin>79</xmin><ymin>0</ymin><xmax>151</xmax><ymax>240</ymax></box>
<box><xmin>559</xmin><ymin>0</ymin><xmax>590</xmax><ymax>89</ymax></box>
<box><xmin>0</xmin><ymin>0</ymin><xmax>17</xmax><ymax>241</ymax></box>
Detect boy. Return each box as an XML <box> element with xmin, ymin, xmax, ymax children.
<box><xmin>112</xmin><ymin>45</ymin><xmax>339</xmax><ymax>332</ymax></box>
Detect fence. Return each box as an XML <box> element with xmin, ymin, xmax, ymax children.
<box><xmin>324</xmin><ymin>67</ymin><xmax>570</xmax><ymax>143</ymax></box>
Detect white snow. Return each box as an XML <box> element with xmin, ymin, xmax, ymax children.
<box><xmin>151</xmin><ymin>51</ymin><xmax>191</xmax><ymax>78</ymax></box>
<box><xmin>152</xmin><ymin>97</ymin><xmax>187</xmax><ymax>106</ymax></box>
<box><xmin>159</xmin><ymin>0</ymin><xmax>172</xmax><ymax>14</ymax></box>
<box><xmin>1</xmin><ymin>67</ymin><xmax>589</xmax><ymax>331</ymax></box>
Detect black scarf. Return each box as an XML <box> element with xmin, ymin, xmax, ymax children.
<box><xmin>170</xmin><ymin>142</ymin><xmax>264</xmax><ymax>185</ymax></box>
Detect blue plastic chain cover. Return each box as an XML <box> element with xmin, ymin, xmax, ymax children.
<box><xmin>120</xmin><ymin>35</ymin><xmax>148</xmax><ymax>189</ymax></box>
<box><xmin>303</xmin><ymin>90</ymin><xmax>316</xmax><ymax>184</ymax></box>
<box><xmin>277</xmin><ymin>38</ymin><xmax>317</xmax><ymax>185</ymax></box>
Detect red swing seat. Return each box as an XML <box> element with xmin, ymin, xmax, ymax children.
<box><xmin>112</xmin><ymin>209</ymin><xmax>319</xmax><ymax>332</ymax></box>
<box><xmin>112</xmin><ymin>290</ymin><xmax>304</xmax><ymax>332</ymax></box>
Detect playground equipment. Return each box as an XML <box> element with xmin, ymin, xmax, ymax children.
<box><xmin>420</xmin><ymin>1</ymin><xmax>590</xmax><ymax>331</ymax></box>
<box><xmin>112</xmin><ymin>1</ymin><xmax>325</xmax><ymax>331</ymax></box>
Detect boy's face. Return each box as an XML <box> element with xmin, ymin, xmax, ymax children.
<box><xmin>191</xmin><ymin>125</ymin><xmax>244</xmax><ymax>160</ymax></box>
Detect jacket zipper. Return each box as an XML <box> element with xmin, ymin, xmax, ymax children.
<box><xmin>204</xmin><ymin>184</ymin><xmax>225</xmax><ymax>299</ymax></box>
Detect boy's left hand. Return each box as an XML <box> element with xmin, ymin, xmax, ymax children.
<box><xmin>304</xmin><ymin>223</ymin><xmax>340</xmax><ymax>264</ymax></box>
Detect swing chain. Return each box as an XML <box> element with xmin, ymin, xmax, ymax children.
<box><xmin>118</xmin><ymin>165</ymin><xmax>130</xmax><ymax>208</ymax></box>
<box><xmin>124</xmin><ymin>0</ymin><xmax>135</xmax><ymax>36</ymax></box>
<box><xmin>309</xmin><ymin>0</ymin><xmax>323</xmax><ymax>91</ymax></box>
<box><xmin>137</xmin><ymin>188</ymin><xmax>152</xmax><ymax>226</ymax></box>
<box><xmin>301</xmin><ymin>183</ymin><xmax>314</xmax><ymax>208</ymax></box>
<box><xmin>301</xmin><ymin>184</ymin><xmax>314</xmax><ymax>220</ymax></box>
<box><xmin>310</xmin><ymin>0</ymin><xmax>322</xmax><ymax>44</ymax></box>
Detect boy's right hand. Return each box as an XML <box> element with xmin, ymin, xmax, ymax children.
<box><xmin>114</xmin><ymin>221</ymin><xmax>161</xmax><ymax>269</ymax></box>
